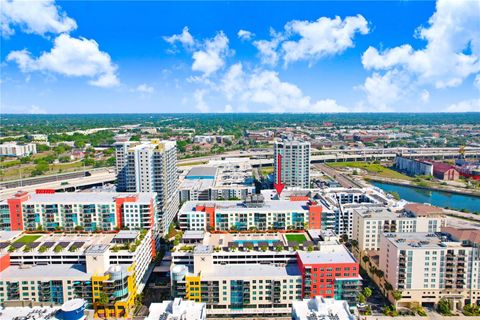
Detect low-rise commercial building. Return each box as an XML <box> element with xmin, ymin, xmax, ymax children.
<box><xmin>146</xmin><ymin>298</ymin><xmax>206</xmax><ymax>320</ymax></box>
<box><xmin>0</xmin><ymin>143</ymin><xmax>37</xmax><ymax>157</ymax></box>
<box><xmin>292</xmin><ymin>297</ymin><xmax>355</xmax><ymax>320</ymax></box>
<box><xmin>395</xmin><ymin>156</ymin><xmax>433</xmax><ymax>176</ymax></box>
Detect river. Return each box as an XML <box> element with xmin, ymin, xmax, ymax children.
<box><xmin>371</xmin><ymin>181</ymin><xmax>480</xmax><ymax>214</ymax></box>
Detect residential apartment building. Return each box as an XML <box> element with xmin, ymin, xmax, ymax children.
<box><xmin>115</xmin><ymin>140</ymin><xmax>179</xmax><ymax>235</ymax></box>
<box><xmin>0</xmin><ymin>191</ymin><xmax>157</xmax><ymax>232</ymax></box>
<box><xmin>318</xmin><ymin>189</ymin><xmax>390</xmax><ymax>238</ymax></box>
<box><xmin>274</xmin><ymin>140</ymin><xmax>311</xmax><ymax>188</ymax></box>
<box><xmin>378</xmin><ymin>228</ymin><xmax>480</xmax><ymax>309</ymax></box>
<box><xmin>178</xmin><ymin>195</ymin><xmax>328</xmax><ymax>231</ymax></box>
<box><xmin>0</xmin><ymin>143</ymin><xmax>37</xmax><ymax>157</ymax></box>
<box><xmin>0</xmin><ymin>229</ymin><xmax>156</xmax><ymax>318</ymax></box>
<box><xmin>352</xmin><ymin>204</ymin><xmax>446</xmax><ymax>251</ymax></box>
<box><xmin>261</xmin><ymin>187</ymin><xmax>394</xmax><ymax>239</ymax></box>
<box><xmin>169</xmin><ymin>233</ymin><xmax>360</xmax><ymax>317</ymax></box>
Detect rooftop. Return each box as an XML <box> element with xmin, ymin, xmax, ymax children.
<box><xmin>292</xmin><ymin>297</ymin><xmax>355</xmax><ymax>320</ymax></box>
<box><xmin>4</xmin><ymin>191</ymin><xmax>155</xmax><ymax>204</ymax></box>
<box><xmin>201</xmin><ymin>263</ymin><xmax>301</xmax><ymax>279</ymax></box>
<box><xmin>297</xmin><ymin>244</ymin><xmax>357</xmax><ymax>265</ymax></box>
<box><xmin>1</xmin><ymin>264</ymin><xmax>90</xmax><ymax>280</ymax></box>
<box><xmin>0</xmin><ymin>231</ymin><xmax>22</xmax><ymax>242</ymax></box>
<box><xmin>180</xmin><ymin>199</ymin><xmax>314</xmax><ymax>214</ymax></box>
<box><xmin>403</xmin><ymin>203</ymin><xmax>444</xmax><ymax>217</ymax></box>
<box><xmin>0</xmin><ymin>306</ymin><xmax>62</xmax><ymax>320</ymax></box>
<box><xmin>114</xmin><ymin>230</ymin><xmax>139</xmax><ymax>241</ymax></box>
<box><xmin>0</xmin><ymin>232</ymin><xmax>117</xmax><ymax>255</ymax></box>
<box><xmin>186</xmin><ymin>166</ymin><xmax>218</xmax><ymax>178</ymax></box>
<box><xmin>382</xmin><ymin>232</ymin><xmax>464</xmax><ymax>249</ymax></box>
<box><xmin>146</xmin><ymin>298</ymin><xmax>206</xmax><ymax>320</ymax></box>
<box><xmin>442</xmin><ymin>227</ymin><xmax>480</xmax><ymax>244</ymax></box>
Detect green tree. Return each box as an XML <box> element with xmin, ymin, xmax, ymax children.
<box><xmin>74</xmin><ymin>140</ymin><xmax>86</xmax><ymax>148</ymax></box>
<box><xmin>437</xmin><ymin>299</ymin><xmax>451</xmax><ymax>315</ymax></box>
<box><xmin>31</xmin><ymin>161</ymin><xmax>49</xmax><ymax>176</ymax></box>
<box><xmin>98</xmin><ymin>292</ymin><xmax>109</xmax><ymax>304</ymax></box>
<box><xmin>389</xmin><ymin>191</ymin><xmax>401</xmax><ymax>200</ymax></box>
<box><xmin>130</xmin><ymin>135</ymin><xmax>141</xmax><ymax>142</ymax></box>
<box><xmin>392</xmin><ymin>290</ymin><xmax>402</xmax><ymax>301</ymax></box>
<box><xmin>357</xmin><ymin>293</ymin><xmax>366</xmax><ymax>304</ymax></box>
<box><xmin>362</xmin><ymin>287</ymin><xmax>372</xmax><ymax>299</ymax></box>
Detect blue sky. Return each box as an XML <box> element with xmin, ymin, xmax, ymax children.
<box><xmin>1</xmin><ymin>0</ymin><xmax>479</xmax><ymax>114</ymax></box>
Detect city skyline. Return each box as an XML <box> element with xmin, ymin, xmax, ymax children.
<box><xmin>1</xmin><ymin>0</ymin><xmax>479</xmax><ymax>114</ymax></box>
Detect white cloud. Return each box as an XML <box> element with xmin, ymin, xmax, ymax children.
<box><xmin>237</xmin><ymin>29</ymin><xmax>254</xmax><ymax>41</ymax></box>
<box><xmin>221</xmin><ymin>63</ymin><xmax>244</xmax><ymax>100</ymax></box>
<box><xmin>194</xmin><ymin>89</ymin><xmax>209</xmax><ymax>112</ymax></box>
<box><xmin>475</xmin><ymin>74</ymin><xmax>480</xmax><ymax>90</ymax></box>
<box><xmin>1</xmin><ymin>0</ymin><xmax>77</xmax><ymax>37</ymax></box>
<box><xmin>420</xmin><ymin>89</ymin><xmax>430</xmax><ymax>103</ymax></box>
<box><xmin>361</xmin><ymin>70</ymin><xmax>409</xmax><ymax>111</ymax></box>
<box><xmin>217</xmin><ymin>63</ymin><xmax>347</xmax><ymax>113</ymax></box>
<box><xmin>7</xmin><ymin>33</ymin><xmax>119</xmax><ymax>87</ymax></box>
<box><xmin>253</xmin><ymin>16</ymin><xmax>368</xmax><ymax>66</ymax></box>
<box><xmin>163</xmin><ymin>26</ymin><xmax>195</xmax><ymax>48</ymax></box>
<box><xmin>445</xmin><ymin>99</ymin><xmax>480</xmax><ymax>112</ymax></box>
<box><xmin>136</xmin><ymin>83</ymin><xmax>154</xmax><ymax>94</ymax></box>
<box><xmin>282</xmin><ymin>15</ymin><xmax>369</xmax><ymax>66</ymax></box>
<box><xmin>28</xmin><ymin>105</ymin><xmax>47</xmax><ymax>114</ymax></box>
<box><xmin>192</xmin><ymin>31</ymin><xmax>230</xmax><ymax>77</ymax></box>
<box><xmin>253</xmin><ymin>28</ymin><xmax>283</xmax><ymax>66</ymax></box>
<box><xmin>223</xmin><ymin>104</ymin><xmax>233</xmax><ymax>113</ymax></box>
<box><xmin>362</xmin><ymin>0</ymin><xmax>480</xmax><ymax>89</ymax></box>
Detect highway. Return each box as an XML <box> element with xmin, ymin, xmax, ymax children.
<box><xmin>1</xmin><ymin>147</ymin><xmax>479</xmax><ymax>200</ymax></box>
<box><xmin>313</xmin><ymin>164</ymin><xmax>363</xmax><ymax>188</ymax></box>
<box><xmin>0</xmin><ymin>170</ymin><xmax>116</xmax><ymax>200</ymax></box>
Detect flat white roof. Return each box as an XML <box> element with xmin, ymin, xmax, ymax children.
<box><xmin>0</xmin><ymin>306</ymin><xmax>62</xmax><ymax>320</ymax></box>
<box><xmin>0</xmin><ymin>231</ymin><xmax>22</xmax><ymax>242</ymax></box>
<box><xmin>1</xmin><ymin>264</ymin><xmax>91</xmax><ymax>280</ymax></box>
<box><xmin>8</xmin><ymin>192</ymin><xmax>155</xmax><ymax>204</ymax></box>
<box><xmin>201</xmin><ymin>263</ymin><xmax>301</xmax><ymax>279</ymax></box>
<box><xmin>146</xmin><ymin>298</ymin><xmax>206</xmax><ymax>320</ymax></box>
<box><xmin>180</xmin><ymin>199</ymin><xmax>313</xmax><ymax>214</ymax></box>
<box><xmin>292</xmin><ymin>297</ymin><xmax>354</xmax><ymax>320</ymax></box>
<box><xmin>297</xmin><ymin>244</ymin><xmax>357</xmax><ymax>265</ymax></box>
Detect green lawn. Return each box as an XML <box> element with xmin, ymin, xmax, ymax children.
<box><xmin>260</xmin><ymin>166</ymin><xmax>274</xmax><ymax>175</ymax></box>
<box><xmin>329</xmin><ymin>162</ymin><xmax>413</xmax><ymax>180</ymax></box>
<box><xmin>14</xmin><ymin>235</ymin><xmax>42</xmax><ymax>243</ymax></box>
<box><xmin>285</xmin><ymin>234</ymin><xmax>307</xmax><ymax>243</ymax></box>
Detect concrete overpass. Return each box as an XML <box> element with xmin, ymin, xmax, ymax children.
<box><xmin>0</xmin><ymin>170</ymin><xmax>116</xmax><ymax>200</ymax></box>
<box><xmin>1</xmin><ymin>147</ymin><xmax>479</xmax><ymax>200</ymax></box>
<box><xmin>249</xmin><ymin>149</ymin><xmax>480</xmax><ymax>167</ymax></box>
